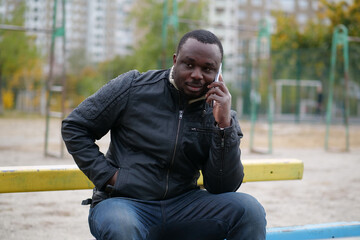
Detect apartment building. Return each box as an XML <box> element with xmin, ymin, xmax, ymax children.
<box><xmin>207</xmin><ymin>0</ymin><xmax>319</xmax><ymax>83</ymax></box>
<box><xmin>23</xmin><ymin>0</ymin><xmax>52</xmax><ymax>55</ymax></box>
<box><xmin>85</xmin><ymin>0</ymin><xmax>133</xmax><ymax>63</ymax></box>
<box><xmin>2</xmin><ymin>0</ymin><xmax>319</xmax><ymax>71</ymax></box>
<box><xmin>1</xmin><ymin>0</ymin><xmax>134</xmax><ymax>66</ymax></box>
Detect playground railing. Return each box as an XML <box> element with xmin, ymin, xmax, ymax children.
<box><xmin>1</xmin><ymin>158</ymin><xmax>359</xmax><ymax>239</ymax></box>
<box><xmin>0</xmin><ymin>159</ymin><xmax>303</xmax><ymax>193</ymax></box>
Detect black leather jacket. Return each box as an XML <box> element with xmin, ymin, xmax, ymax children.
<box><xmin>62</xmin><ymin>69</ymin><xmax>244</xmax><ymax>204</ymax></box>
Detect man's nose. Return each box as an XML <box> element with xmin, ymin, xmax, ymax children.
<box><xmin>190</xmin><ymin>67</ymin><xmax>203</xmax><ymax>80</ymax></box>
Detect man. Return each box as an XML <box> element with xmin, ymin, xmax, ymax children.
<box><xmin>62</xmin><ymin>29</ymin><xmax>266</xmax><ymax>240</ymax></box>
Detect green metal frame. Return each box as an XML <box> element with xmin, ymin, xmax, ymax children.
<box><xmin>325</xmin><ymin>25</ymin><xmax>350</xmax><ymax>151</ymax></box>
<box><xmin>161</xmin><ymin>0</ymin><xmax>178</xmax><ymax>68</ymax></box>
<box><xmin>249</xmin><ymin>19</ymin><xmax>273</xmax><ymax>154</ymax></box>
<box><xmin>44</xmin><ymin>0</ymin><xmax>66</xmax><ymax>157</ymax></box>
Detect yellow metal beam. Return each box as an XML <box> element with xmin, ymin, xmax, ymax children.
<box><xmin>197</xmin><ymin>159</ymin><xmax>303</xmax><ymax>185</ymax></box>
<box><xmin>0</xmin><ymin>165</ymin><xmax>94</xmax><ymax>193</ymax></box>
<box><xmin>0</xmin><ymin>159</ymin><xmax>303</xmax><ymax>193</ymax></box>
<box><xmin>243</xmin><ymin>158</ymin><xmax>303</xmax><ymax>182</ymax></box>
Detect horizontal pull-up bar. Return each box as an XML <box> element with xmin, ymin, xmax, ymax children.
<box><xmin>0</xmin><ymin>159</ymin><xmax>303</xmax><ymax>193</ymax></box>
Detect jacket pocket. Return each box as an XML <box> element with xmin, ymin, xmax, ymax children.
<box><xmin>189</xmin><ymin>127</ymin><xmax>215</xmax><ymax>134</ymax></box>
<box><xmin>181</xmin><ymin>126</ymin><xmax>213</xmax><ymax>165</ymax></box>
<box><xmin>111</xmin><ymin>167</ymin><xmax>129</xmax><ymax>197</ymax></box>
<box><xmin>187</xmin><ymin>126</ymin><xmax>214</xmax><ymax>145</ymax></box>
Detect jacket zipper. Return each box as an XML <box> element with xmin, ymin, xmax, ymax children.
<box><xmin>162</xmin><ymin>110</ymin><xmax>183</xmax><ymax>199</ymax></box>
<box><xmin>219</xmin><ymin>129</ymin><xmax>225</xmax><ymax>190</ymax></box>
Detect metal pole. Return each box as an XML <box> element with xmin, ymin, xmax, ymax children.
<box><xmin>0</xmin><ymin>24</ymin><xmax>52</xmax><ymax>33</ymax></box>
<box><xmin>295</xmin><ymin>50</ymin><xmax>301</xmax><ymax>123</ymax></box>
<box><xmin>172</xmin><ymin>0</ymin><xmax>178</xmax><ymax>44</ymax></box>
<box><xmin>342</xmin><ymin>27</ymin><xmax>350</xmax><ymax>152</ymax></box>
<box><xmin>267</xmin><ymin>21</ymin><xmax>273</xmax><ymax>154</ymax></box>
<box><xmin>161</xmin><ymin>0</ymin><xmax>178</xmax><ymax>69</ymax></box>
<box><xmin>161</xmin><ymin>0</ymin><xmax>169</xmax><ymax>69</ymax></box>
<box><xmin>45</xmin><ymin>0</ymin><xmax>58</xmax><ymax>156</ymax></box>
<box><xmin>60</xmin><ymin>0</ymin><xmax>66</xmax><ymax>158</ymax></box>
<box><xmin>325</xmin><ymin>25</ymin><xmax>350</xmax><ymax>151</ymax></box>
<box><xmin>45</xmin><ymin>0</ymin><xmax>66</xmax><ymax>157</ymax></box>
<box><xmin>250</xmin><ymin>19</ymin><xmax>272</xmax><ymax>153</ymax></box>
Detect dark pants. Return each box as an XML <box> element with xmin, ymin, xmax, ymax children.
<box><xmin>89</xmin><ymin>189</ymin><xmax>266</xmax><ymax>240</ymax></box>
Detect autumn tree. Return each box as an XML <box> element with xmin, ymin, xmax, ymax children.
<box><xmin>130</xmin><ymin>0</ymin><xmax>206</xmax><ymax>72</ymax></box>
<box><xmin>319</xmin><ymin>0</ymin><xmax>360</xmax><ymax>37</ymax></box>
<box><xmin>318</xmin><ymin>0</ymin><xmax>360</xmax><ymax>82</ymax></box>
<box><xmin>270</xmin><ymin>0</ymin><xmax>360</xmax><ymax>115</ymax></box>
<box><xmin>0</xmin><ymin>2</ymin><xmax>43</xmax><ymax>113</ymax></box>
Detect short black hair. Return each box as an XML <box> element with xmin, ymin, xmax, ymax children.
<box><xmin>176</xmin><ymin>29</ymin><xmax>223</xmax><ymax>61</ymax></box>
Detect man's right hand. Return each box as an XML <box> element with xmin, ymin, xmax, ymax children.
<box><xmin>106</xmin><ymin>170</ymin><xmax>119</xmax><ymax>186</ymax></box>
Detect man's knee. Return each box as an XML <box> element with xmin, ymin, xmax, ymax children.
<box><xmin>244</xmin><ymin>194</ymin><xmax>266</xmax><ymax>227</ymax></box>
<box><xmin>222</xmin><ymin>192</ymin><xmax>266</xmax><ymax>239</ymax></box>
<box><xmin>222</xmin><ymin>192</ymin><xmax>266</xmax><ymax>226</ymax></box>
<box><xmin>89</xmin><ymin>199</ymin><xmax>146</xmax><ymax>239</ymax></box>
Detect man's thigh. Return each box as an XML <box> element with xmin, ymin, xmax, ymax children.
<box><xmin>164</xmin><ymin>189</ymin><xmax>256</xmax><ymax>221</ymax></box>
<box><xmin>88</xmin><ymin>190</ymin><xmax>266</xmax><ymax>240</ymax></box>
<box><xmin>161</xmin><ymin>189</ymin><xmax>266</xmax><ymax>240</ymax></box>
<box><xmin>88</xmin><ymin>197</ymin><xmax>162</xmax><ymax>240</ymax></box>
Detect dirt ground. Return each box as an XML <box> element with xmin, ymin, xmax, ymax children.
<box><xmin>0</xmin><ymin>116</ymin><xmax>360</xmax><ymax>240</ymax></box>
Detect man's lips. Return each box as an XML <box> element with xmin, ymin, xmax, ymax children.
<box><xmin>185</xmin><ymin>83</ymin><xmax>203</xmax><ymax>92</ymax></box>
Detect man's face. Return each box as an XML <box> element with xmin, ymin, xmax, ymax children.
<box><xmin>172</xmin><ymin>38</ymin><xmax>222</xmax><ymax>99</ymax></box>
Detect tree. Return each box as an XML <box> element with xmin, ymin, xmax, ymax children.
<box><xmin>270</xmin><ymin>0</ymin><xmax>360</xmax><ymax>115</ymax></box>
<box><xmin>319</xmin><ymin>0</ymin><xmax>360</xmax><ymax>37</ymax></box>
<box><xmin>64</xmin><ymin>0</ymin><xmax>206</xmax><ymax>108</ymax></box>
<box><xmin>318</xmin><ymin>0</ymin><xmax>360</xmax><ymax>85</ymax></box>
<box><xmin>66</xmin><ymin>48</ymin><xmax>89</xmax><ymax>75</ymax></box>
<box><xmin>98</xmin><ymin>55</ymin><xmax>137</xmax><ymax>80</ymax></box>
<box><xmin>129</xmin><ymin>0</ymin><xmax>206</xmax><ymax>72</ymax></box>
<box><xmin>0</xmin><ymin>2</ymin><xmax>43</xmax><ymax>113</ymax></box>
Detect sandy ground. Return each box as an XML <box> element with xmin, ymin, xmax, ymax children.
<box><xmin>0</xmin><ymin>116</ymin><xmax>360</xmax><ymax>239</ymax></box>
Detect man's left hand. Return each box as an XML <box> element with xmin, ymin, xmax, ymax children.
<box><xmin>205</xmin><ymin>75</ymin><xmax>231</xmax><ymax>128</ymax></box>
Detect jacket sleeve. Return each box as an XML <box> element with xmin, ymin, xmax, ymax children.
<box><xmin>61</xmin><ymin>70</ymin><xmax>137</xmax><ymax>190</ymax></box>
<box><xmin>202</xmin><ymin>111</ymin><xmax>244</xmax><ymax>193</ymax></box>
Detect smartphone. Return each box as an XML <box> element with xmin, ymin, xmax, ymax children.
<box><xmin>214</xmin><ymin>63</ymin><xmax>222</xmax><ymax>83</ymax></box>
<box><xmin>211</xmin><ymin>63</ymin><xmax>222</xmax><ymax>107</ymax></box>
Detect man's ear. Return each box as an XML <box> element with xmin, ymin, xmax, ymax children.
<box><xmin>173</xmin><ymin>54</ymin><xmax>177</xmax><ymax>65</ymax></box>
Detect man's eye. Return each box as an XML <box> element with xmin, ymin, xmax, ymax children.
<box><xmin>204</xmin><ymin>68</ymin><xmax>213</xmax><ymax>73</ymax></box>
<box><xmin>186</xmin><ymin>64</ymin><xmax>193</xmax><ymax>68</ymax></box>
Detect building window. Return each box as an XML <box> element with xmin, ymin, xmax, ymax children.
<box><xmin>215</xmin><ymin>7</ymin><xmax>225</xmax><ymax>14</ymax></box>
<box><xmin>311</xmin><ymin>1</ymin><xmax>319</xmax><ymax>11</ymax></box>
<box><xmin>280</xmin><ymin>0</ymin><xmax>295</xmax><ymax>12</ymax></box>
<box><xmin>252</xmin><ymin>0</ymin><xmax>262</xmax><ymax>7</ymax></box>
<box><xmin>253</xmin><ymin>11</ymin><xmax>262</xmax><ymax>21</ymax></box>
<box><xmin>297</xmin><ymin>13</ymin><xmax>307</xmax><ymax>24</ymax></box>
<box><xmin>298</xmin><ymin>0</ymin><xmax>309</xmax><ymax>10</ymax></box>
